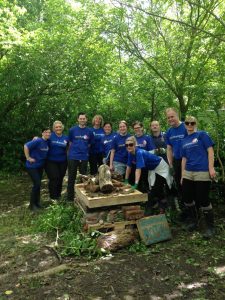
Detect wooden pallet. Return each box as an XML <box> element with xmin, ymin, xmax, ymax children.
<box><xmin>86</xmin><ymin>220</ymin><xmax>137</xmax><ymax>232</ymax></box>
<box><xmin>75</xmin><ymin>183</ymin><xmax>147</xmax><ymax>209</ymax></box>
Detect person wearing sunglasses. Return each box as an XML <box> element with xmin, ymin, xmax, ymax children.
<box><xmin>110</xmin><ymin>120</ymin><xmax>131</xmax><ymax>176</ymax></box>
<box><xmin>124</xmin><ymin>136</ymin><xmax>173</xmax><ymax>214</ymax></box>
<box><xmin>181</xmin><ymin>116</ymin><xmax>216</xmax><ymax>238</ymax></box>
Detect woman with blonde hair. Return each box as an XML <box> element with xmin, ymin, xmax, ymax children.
<box><xmin>125</xmin><ymin>136</ymin><xmax>172</xmax><ymax>214</ymax></box>
<box><xmin>89</xmin><ymin>115</ymin><xmax>105</xmax><ymax>175</ymax></box>
<box><xmin>45</xmin><ymin>120</ymin><xmax>68</xmax><ymax>200</ymax></box>
<box><xmin>181</xmin><ymin>116</ymin><xmax>216</xmax><ymax>238</ymax></box>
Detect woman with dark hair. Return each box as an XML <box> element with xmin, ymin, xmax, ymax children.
<box><xmin>24</xmin><ymin>128</ymin><xmax>51</xmax><ymax>211</ymax></box>
<box><xmin>101</xmin><ymin>122</ymin><xmax>116</xmax><ymax>164</ymax></box>
<box><xmin>45</xmin><ymin>121</ymin><xmax>68</xmax><ymax>200</ymax></box>
<box><xmin>89</xmin><ymin>115</ymin><xmax>105</xmax><ymax>175</ymax></box>
<box><xmin>110</xmin><ymin>120</ymin><xmax>131</xmax><ymax>176</ymax></box>
<box><xmin>181</xmin><ymin>116</ymin><xmax>216</xmax><ymax>238</ymax></box>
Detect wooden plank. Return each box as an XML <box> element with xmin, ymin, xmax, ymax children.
<box><xmin>137</xmin><ymin>214</ymin><xmax>172</xmax><ymax>245</ymax></box>
<box><xmin>75</xmin><ymin>184</ymin><xmax>147</xmax><ymax>208</ymax></box>
<box><xmin>86</xmin><ymin>220</ymin><xmax>137</xmax><ymax>232</ymax></box>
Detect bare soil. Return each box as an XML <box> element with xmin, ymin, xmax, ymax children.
<box><xmin>0</xmin><ymin>175</ymin><xmax>225</xmax><ymax>300</ymax></box>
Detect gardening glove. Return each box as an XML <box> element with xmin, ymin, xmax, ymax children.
<box><xmin>124</xmin><ymin>179</ymin><xmax>129</xmax><ymax>185</ymax></box>
<box><xmin>131</xmin><ymin>183</ymin><xmax>138</xmax><ymax>190</ymax></box>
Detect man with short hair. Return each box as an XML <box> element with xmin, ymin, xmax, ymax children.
<box><xmin>67</xmin><ymin>112</ymin><xmax>93</xmax><ymax>201</ymax></box>
<box><xmin>150</xmin><ymin>120</ymin><xmax>167</xmax><ymax>162</ymax></box>
<box><xmin>165</xmin><ymin>108</ymin><xmax>187</xmax><ymax>210</ymax></box>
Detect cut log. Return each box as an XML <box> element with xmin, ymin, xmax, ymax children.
<box><xmin>98</xmin><ymin>164</ymin><xmax>114</xmax><ymax>193</ymax></box>
<box><xmin>97</xmin><ymin>229</ymin><xmax>139</xmax><ymax>251</ymax></box>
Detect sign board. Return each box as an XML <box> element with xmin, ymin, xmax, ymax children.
<box><xmin>137</xmin><ymin>214</ymin><xmax>172</xmax><ymax>245</ymax></box>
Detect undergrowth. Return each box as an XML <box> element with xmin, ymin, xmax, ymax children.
<box><xmin>34</xmin><ymin>203</ymin><xmax>102</xmax><ymax>258</ymax></box>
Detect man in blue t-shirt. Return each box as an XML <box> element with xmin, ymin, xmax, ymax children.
<box><xmin>67</xmin><ymin>112</ymin><xmax>93</xmax><ymax>201</ymax></box>
<box><xmin>165</xmin><ymin>108</ymin><xmax>187</xmax><ymax>213</ymax></box>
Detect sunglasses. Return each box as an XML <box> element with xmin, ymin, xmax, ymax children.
<box><xmin>125</xmin><ymin>143</ymin><xmax>134</xmax><ymax>147</ymax></box>
<box><xmin>185</xmin><ymin>121</ymin><xmax>196</xmax><ymax>126</ymax></box>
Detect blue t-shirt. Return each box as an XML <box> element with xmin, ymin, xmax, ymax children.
<box><xmin>90</xmin><ymin>127</ymin><xmax>105</xmax><ymax>155</ymax></box>
<box><xmin>47</xmin><ymin>132</ymin><xmax>68</xmax><ymax>162</ymax></box>
<box><xmin>111</xmin><ymin>133</ymin><xmax>131</xmax><ymax>164</ymax></box>
<box><xmin>181</xmin><ymin>131</ymin><xmax>214</xmax><ymax>171</ymax></box>
<box><xmin>166</xmin><ymin>122</ymin><xmax>187</xmax><ymax>159</ymax></box>
<box><xmin>25</xmin><ymin>138</ymin><xmax>49</xmax><ymax>169</ymax></box>
<box><xmin>127</xmin><ymin>148</ymin><xmax>161</xmax><ymax>170</ymax></box>
<box><xmin>135</xmin><ymin>134</ymin><xmax>155</xmax><ymax>151</ymax></box>
<box><xmin>68</xmin><ymin>126</ymin><xmax>93</xmax><ymax>160</ymax></box>
<box><xmin>101</xmin><ymin>132</ymin><xmax>117</xmax><ymax>159</ymax></box>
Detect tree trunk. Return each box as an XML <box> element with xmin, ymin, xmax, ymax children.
<box><xmin>98</xmin><ymin>164</ymin><xmax>114</xmax><ymax>193</ymax></box>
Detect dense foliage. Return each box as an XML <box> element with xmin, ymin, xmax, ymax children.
<box><xmin>0</xmin><ymin>0</ymin><xmax>224</xmax><ymax>173</ymax></box>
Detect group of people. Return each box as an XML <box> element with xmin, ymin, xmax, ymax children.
<box><xmin>24</xmin><ymin>108</ymin><xmax>216</xmax><ymax>238</ymax></box>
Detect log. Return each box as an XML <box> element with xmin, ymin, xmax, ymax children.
<box><xmin>97</xmin><ymin>229</ymin><xmax>139</xmax><ymax>251</ymax></box>
<box><xmin>98</xmin><ymin>164</ymin><xmax>114</xmax><ymax>193</ymax></box>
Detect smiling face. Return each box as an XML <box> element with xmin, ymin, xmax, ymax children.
<box><xmin>125</xmin><ymin>137</ymin><xmax>136</xmax><ymax>154</ymax></box>
<box><xmin>133</xmin><ymin>124</ymin><xmax>143</xmax><ymax>137</ymax></box>
<box><xmin>103</xmin><ymin>123</ymin><xmax>112</xmax><ymax>135</ymax></box>
<box><xmin>184</xmin><ymin>116</ymin><xmax>197</xmax><ymax>134</ymax></box>
<box><xmin>166</xmin><ymin>109</ymin><xmax>180</xmax><ymax>127</ymax></box>
<box><xmin>53</xmin><ymin>122</ymin><xmax>63</xmax><ymax>136</ymax></box>
<box><xmin>78</xmin><ymin>114</ymin><xmax>87</xmax><ymax>127</ymax></box>
<box><xmin>119</xmin><ymin>122</ymin><xmax>128</xmax><ymax>135</ymax></box>
<box><xmin>42</xmin><ymin>129</ymin><xmax>51</xmax><ymax>140</ymax></box>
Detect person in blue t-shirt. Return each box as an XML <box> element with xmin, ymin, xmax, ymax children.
<box><xmin>150</xmin><ymin>120</ymin><xmax>167</xmax><ymax>162</ymax></box>
<box><xmin>67</xmin><ymin>112</ymin><xmax>94</xmax><ymax>201</ymax></box>
<box><xmin>110</xmin><ymin>120</ymin><xmax>131</xmax><ymax>176</ymax></box>
<box><xmin>45</xmin><ymin>121</ymin><xmax>68</xmax><ymax>201</ymax></box>
<box><xmin>165</xmin><ymin>108</ymin><xmax>187</xmax><ymax>214</ymax></box>
<box><xmin>181</xmin><ymin>116</ymin><xmax>216</xmax><ymax>238</ymax></box>
<box><xmin>89</xmin><ymin>115</ymin><xmax>105</xmax><ymax>175</ymax></box>
<box><xmin>101</xmin><ymin>122</ymin><xmax>116</xmax><ymax>164</ymax></box>
<box><xmin>130</xmin><ymin>121</ymin><xmax>155</xmax><ymax>192</ymax></box>
<box><xmin>24</xmin><ymin>128</ymin><xmax>51</xmax><ymax>211</ymax></box>
<box><xmin>124</xmin><ymin>136</ymin><xmax>173</xmax><ymax>214</ymax></box>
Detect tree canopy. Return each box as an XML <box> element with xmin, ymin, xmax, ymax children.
<box><xmin>0</xmin><ymin>0</ymin><xmax>224</xmax><ymax>171</ymax></box>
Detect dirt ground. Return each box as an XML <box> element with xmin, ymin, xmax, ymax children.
<box><xmin>0</xmin><ymin>175</ymin><xmax>225</xmax><ymax>300</ymax></box>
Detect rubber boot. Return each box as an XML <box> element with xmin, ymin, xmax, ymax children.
<box><xmin>202</xmin><ymin>210</ymin><xmax>215</xmax><ymax>239</ymax></box>
<box><xmin>184</xmin><ymin>206</ymin><xmax>198</xmax><ymax>232</ymax></box>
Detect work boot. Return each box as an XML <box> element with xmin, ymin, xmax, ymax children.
<box><xmin>184</xmin><ymin>206</ymin><xmax>198</xmax><ymax>232</ymax></box>
<box><xmin>202</xmin><ymin>210</ymin><xmax>215</xmax><ymax>239</ymax></box>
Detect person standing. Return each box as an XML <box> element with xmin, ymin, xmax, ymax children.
<box><xmin>67</xmin><ymin>113</ymin><xmax>93</xmax><ymax>201</ymax></box>
<box><xmin>110</xmin><ymin>120</ymin><xmax>131</xmax><ymax>176</ymax></box>
<box><xmin>133</xmin><ymin>121</ymin><xmax>155</xmax><ymax>151</ymax></box>
<box><xmin>89</xmin><ymin>115</ymin><xmax>105</xmax><ymax>175</ymax></box>
<box><xmin>101</xmin><ymin>122</ymin><xmax>116</xmax><ymax>164</ymax></box>
<box><xmin>181</xmin><ymin>116</ymin><xmax>216</xmax><ymax>238</ymax></box>
<box><xmin>45</xmin><ymin>121</ymin><xmax>68</xmax><ymax>201</ymax></box>
<box><xmin>150</xmin><ymin>120</ymin><xmax>167</xmax><ymax>162</ymax></box>
<box><xmin>165</xmin><ymin>108</ymin><xmax>187</xmax><ymax>212</ymax></box>
<box><xmin>24</xmin><ymin>128</ymin><xmax>51</xmax><ymax>211</ymax></box>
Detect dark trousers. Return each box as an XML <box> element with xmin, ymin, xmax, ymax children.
<box><xmin>67</xmin><ymin>159</ymin><xmax>88</xmax><ymax>201</ymax></box>
<box><xmin>27</xmin><ymin>168</ymin><xmax>43</xmax><ymax>207</ymax></box>
<box><xmin>150</xmin><ymin>174</ymin><xmax>168</xmax><ymax>208</ymax></box>
<box><xmin>89</xmin><ymin>153</ymin><xmax>103</xmax><ymax>175</ymax></box>
<box><xmin>129</xmin><ymin>167</ymin><xmax>149</xmax><ymax>193</ymax></box>
<box><xmin>45</xmin><ymin>160</ymin><xmax>67</xmax><ymax>199</ymax></box>
<box><xmin>182</xmin><ymin>179</ymin><xmax>211</xmax><ymax>208</ymax></box>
